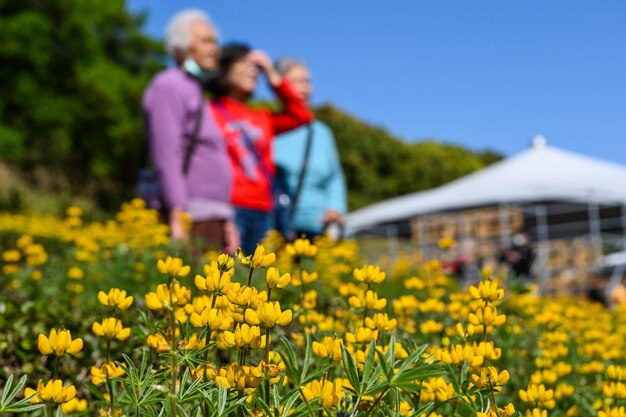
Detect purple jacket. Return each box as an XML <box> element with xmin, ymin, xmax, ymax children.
<box><xmin>143</xmin><ymin>68</ymin><xmax>233</xmax><ymax>218</ymax></box>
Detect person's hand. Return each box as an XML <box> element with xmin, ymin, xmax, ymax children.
<box><xmin>321</xmin><ymin>210</ymin><xmax>343</xmax><ymax>226</ymax></box>
<box><xmin>169</xmin><ymin>207</ymin><xmax>189</xmax><ymax>241</ymax></box>
<box><xmin>249</xmin><ymin>50</ymin><xmax>281</xmax><ymax>87</ymax></box>
<box><xmin>223</xmin><ymin>220</ymin><xmax>240</xmax><ymax>255</ymax></box>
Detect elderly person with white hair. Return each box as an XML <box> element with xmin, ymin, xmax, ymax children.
<box><xmin>273</xmin><ymin>58</ymin><xmax>347</xmax><ymax>239</ymax></box>
<box><xmin>142</xmin><ymin>9</ymin><xmax>238</xmax><ymax>252</ymax></box>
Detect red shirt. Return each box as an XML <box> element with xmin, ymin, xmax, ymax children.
<box><xmin>211</xmin><ymin>79</ymin><xmax>313</xmax><ymax>211</ymax></box>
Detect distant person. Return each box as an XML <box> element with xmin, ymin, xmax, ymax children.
<box><xmin>142</xmin><ymin>9</ymin><xmax>238</xmax><ymax>253</ymax></box>
<box><xmin>274</xmin><ymin>58</ymin><xmax>347</xmax><ymax>239</ymax></box>
<box><xmin>208</xmin><ymin>44</ymin><xmax>313</xmax><ymax>254</ymax></box>
<box><xmin>500</xmin><ymin>231</ymin><xmax>533</xmax><ymax>280</ymax></box>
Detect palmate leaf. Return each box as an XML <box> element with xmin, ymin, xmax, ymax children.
<box><xmin>0</xmin><ymin>374</ymin><xmax>45</xmax><ymax>413</ymax></box>
<box><xmin>340</xmin><ymin>342</ymin><xmax>360</xmax><ymax>396</ymax></box>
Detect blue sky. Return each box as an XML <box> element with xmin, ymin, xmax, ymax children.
<box><xmin>128</xmin><ymin>0</ymin><xmax>626</xmax><ymax>163</ymax></box>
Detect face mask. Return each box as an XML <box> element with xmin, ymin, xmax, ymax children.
<box><xmin>182</xmin><ymin>58</ymin><xmax>214</xmax><ymax>83</ymax></box>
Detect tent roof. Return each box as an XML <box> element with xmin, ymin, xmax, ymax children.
<box><xmin>346</xmin><ymin>139</ymin><xmax>626</xmax><ymax>235</ymax></box>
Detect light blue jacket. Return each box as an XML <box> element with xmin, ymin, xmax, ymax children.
<box><xmin>274</xmin><ymin>121</ymin><xmax>347</xmax><ymax>234</ymax></box>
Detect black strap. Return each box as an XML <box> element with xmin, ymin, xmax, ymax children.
<box><xmin>182</xmin><ymin>103</ymin><xmax>203</xmax><ymax>175</ymax></box>
<box><xmin>213</xmin><ymin>102</ymin><xmax>275</xmax><ymax>183</ymax></box>
<box><xmin>289</xmin><ymin>124</ymin><xmax>314</xmax><ymax>216</ymax></box>
<box><xmin>140</xmin><ymin>86</ymin><xmax>204</xmax><ymax>177</ymax></box>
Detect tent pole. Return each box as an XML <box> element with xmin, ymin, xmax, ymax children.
<box><xmin>535</xmin><ymin>205</ymin><xmax>550</xmax><ymax>294</ymax></box>
<box><xmin>588</xmin><ymin>198</ymin><xmax>602</xmax><ymax>265</ymax></box>
<box><xmin>499</xmin><ymin>203</ymin><xmax>512</xmax><ymax>249</ymax></box>
<box><xmin>621</xmin><ymin>205</ymin><xmax>626</xmax><ymax>251</ymax></box>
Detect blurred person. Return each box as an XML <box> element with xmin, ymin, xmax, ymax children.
<box><xmin>273</xmin><ymin>58</ymin><xmax>347</xmax><ymax>239</ymax></box>
<box><xmin>208</xmin><ymin>44</ymin><xmax>313</xmax><ymax>254</ymax></box>
<box><xmin>142</xmin><ymin>9</ymin><xmax>238</xmax><ymax>253</ymax></box>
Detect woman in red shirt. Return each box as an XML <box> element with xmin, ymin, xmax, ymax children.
<box><xmin>208</xmin><ymin>43</ymin><xmax>313</xmax><ymax>254</ymax></box>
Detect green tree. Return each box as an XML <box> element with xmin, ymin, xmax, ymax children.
<box><xmin>0</xmin><ymin>0</ymin><xmax>164</xmax><ymax>208</ymax></box>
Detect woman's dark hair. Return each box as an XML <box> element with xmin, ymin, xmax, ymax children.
<box><xmin>207</xmin><ymin>42</ymin><xmax>252</xmax><ymax>97</ymax></box>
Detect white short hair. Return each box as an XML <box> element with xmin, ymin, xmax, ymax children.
<box><xmin>274</xmin><ymin>57</ymin><xmax>307</xmax><ymax>76</ymax></box>
<box><xmin>165</xmin><ymin>9</ymin><xmax>218</xmax><ymax>58</ymax></box>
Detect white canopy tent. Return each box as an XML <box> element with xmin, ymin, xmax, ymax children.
<box><xmin>346</xmin><ymin>138</ymin><xmax>626</xmax><ymax>236</ymax></box>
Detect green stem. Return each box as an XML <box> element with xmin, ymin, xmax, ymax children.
<box><xmin>264</xmin><ymin>325</ymin><xmax>271</xmax><ymax>405</ymax></box>
<box><xmin>168</xmin><ymin>281</ymin><xmax>179</xmax><ymax>417</ymax></box>
<box><xmin>298</xmin><ymin>387</ymin><xmax>316</xmax><ymax>417</ymax></box>
<box><xmin>52</xmin><ymin>355</ymin><xmax>60</xmax><ymax>380</ymax></box>
<box><xmin>246</xmin><ymin>267</ymin><xmax>255</xmax><ymax>287</ymax></box>
<box><xmin>363</xmin><ymin>389</ymin><xmax>387</xmax><ymax>417</ymax></box>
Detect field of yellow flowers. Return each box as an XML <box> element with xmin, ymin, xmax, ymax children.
<box><xmin>1</xmin><ymin>199</ymin><xmax>625</xmax><ymax>417</ymax></box>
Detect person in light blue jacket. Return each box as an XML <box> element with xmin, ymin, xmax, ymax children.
<box><xmin>274</xmin><ymin>58</ymin><xmax>347</xmax><ymax>238</ymax></box>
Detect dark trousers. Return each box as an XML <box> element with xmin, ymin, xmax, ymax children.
<box><xmin>234</xmin><ymin>207</ymin><xmax>273</xmax><ymax>255</ymax></box>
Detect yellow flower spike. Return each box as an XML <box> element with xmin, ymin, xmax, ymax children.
<box><xmin>146</xmin><ymin>333</ymin><xmax>169</xmax><ymax>352</ymax></box>
<box><xmin>61</xmin><ymin>397</ymin><xmax>88</xmax><ymax>413</ymax></box>
<box><xmin>156</xmin><ymin>256</ymin><xmax>190</xmax><ymax>277</ymax></box>
<box><xmin>245</xmin><ymin>301</ymin><xmax>292</xmax><ymax>327</ymax></box>
<box><xmin>217</xmin><ymin>253</ymin><xmax>235</xmax><ymax>271</ymax></box>
<box><xmin>301</xmin><ymin>271</ymin><xmax>318</xmax><ymax>284</ymax></box>
<box><xmin>598</xmin><ymin>407</ymin><xmax>626</xmax><ymax>417</ymax></box>
<box><xmin>92</xmin><ymin>317</ymin><xmax>131</xmax><ymax>341</ymax></box>
<box><xmin>25</xmin><ymin>379</ymin><xmax>77</xmax><ymax>404</ymax></box>
<box><xmin>97</xmin><ymin>288</ymin><xmax>133</xmax><ymax>310</ymax></box>
<box><xmin>195</xmin><ymin>269</ymin><xmax>232</xmax><ymax>293</ymax></box>
<box><xmin>525</xmin><ymin>409</ymin><xmax>547</xmax><ymax>417</ymax></box>
<box><xmin>470</xmin><ymin>366</ymin><xmax>510</xmax><ymax>392</ymax></box>
<box><xmin>67</xmin><ymin>267</ymin><xmax>84</xmax><ymax>280</ymax></box>
<box><xmin>312</xmin><ymin>337</ymin><xmax>343</xmax><ymax>361</ymax></box>
<box><xmin>38</xmin><ymin>329</ymin><xmax>83</xmax><ymax>357</ymax></box>
<box><xmin>285</xmin><ymin>238</ymin><xmax>318</xmax><ymax>257</ymax></box>
<box><xmin>265</xmin><ymin>267</ymin><xmax>291</xmax><ymax>289</ymax></box>
<box><xmin>145</xmin><ymin>282</ymin><xmax>191</xmax><ymax>311</ymax></box>
<box><xmin>91</xmin><ymin>362</ymin><xmax>126</xmax><ymax>385</ymax></box>
<box><xmin>221</xmin><ymin>324</ymin><xmax>267</xmax><ymax>349</ymax></box>
<box><xmin>251</xmin><ymin>245</ymin><xmax>276</xmax><ymax>268</ymax></box>
<box><xmin>353</xmin><ymin>265</ymin><xmax>386</xmax><ymax>284</ymax></box>
<box><xmin>469</xmin><ymin>279</ymin><xmax>504</xmax><ymax>305</ymax></box>
<box><xmin>189</xmin><ymin>308</ymin><xmax>233</xmax><ymax>330</ymax></box>
<box><xmin>2</xmin><ymin>249</ymin><xmax>21</xmax><ymax>263</ymax></box>
<box><xmin>519</xmin><ymin>383</ymin><xmax>556</xmax><ymax>409</ymax></box>
<box><xmin>364</xmin><ymin>313</ymin><xmax>397</xmax><ymax>332</ymax></box>
<box><xmin>348</xmin><ymin>290</ymin><xmax>387</xmax><ymax>310</ymax></box>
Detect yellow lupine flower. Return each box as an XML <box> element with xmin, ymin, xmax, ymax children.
<box><xmin>301</xmin><ymin>379</ymin><xmax>343</xmax><ymax>408</ymax></box>
<box><xmin>420</xmin><ymin>376</ymin><xmax>455</xmax><ymax>402</ymax></box>
<box><xmin>468</xmin><ymin>279</ymin><xmax>504</xmax><ymax>304</ymax></box>
<box><xmin>312</xmin><ymin>337</ymin><xmax>343</xmax><ymax>361</ymax></box>
<box><xmin>525</xmin><ymin>409</ymin><xmax>547</xmax><ymax>417</ymax></box>
<box><xmin>468</xmin><ymin>306</ymin><xmax>506</xmax><ymax>328</ymax></box>
<box><xmin>265</xmin><ymin>267</ymin><xmax>291</xmax><ymax>289</ymax></box>
<box><xmin>226</xmin><ymin>283</ymin><xmax>267</xmax><ymax>308</ymax></box>
<box><xmin>285</xmin><ymin>238</ymin><xmax>318</xmax><ymax>257</ymax></box>
<box><xmin>519</xmin><ymin>384</ymin><xmax>556</xmax><ymax>409</ymax></box>
<box><xmin>145</xmin><ymin>282</ymin><xmax>191</xmax><ymax>311</ymax></box>
<box><xmin>146</xmin><ymin>333</ymin><xmax>169</xmax><ymax>353</ymax></box>
<box><xmin>92</xmin><ymin>317</ymin><xmax>131</xmax><ymax>341</ymax></box>
<box><xmin>348</xmin><ymin>290</ymin><xmax>387</xmax><ymax>310</ymax></box>
<box><xmin>353</xmin><ymin>265</ymin><xmax>386</xmax><ymax>284</ymax></box>
<box><xmin>91</xmin><ymin>362</ymin><xmax>126</xmax><ymax>385</ymax></box>
<box><xmin>97</xmin><ymin>288</ymin><xmax>133</xmax><ymax>310</ymax></box>
<box><xmin>38</xmin><ymin>329</ymin><xmax>83</xmax><ymax>357</ymax></box>
<box><xmin>345</xmin><ymin>327</ymin><xmax>379</xmax><ymax>345</ymax></box>
<box><xmin>470</xmin><ymin>366</ymin><xmax>510</xmax><ymax>392</ymax></box>
<box><xmin>189</xmin><ymin>308</ymin><xmax>233</xmax><ymax>330</ymax></box>
<box><xmin>599</xmin><ymin>407</ymin><xmax>626</xmax><ymax>417</ymax></box>
<box><xmin>61</xmin><ymin>397</ymin><xmax>88</xmax><ymax>413</ymax></box>
<box><xmin>221</xmin><ymin>324</ymin><xmax>267</xmax><ymax>349</ymax></box>
<box><xmin>216</xmin><ymin>253</ymin><xmax>235</xmax><ymax>271</ymax></box>
<box><xmin>194</xmin><ymin>268</ymin><xmax>232</xmax><ymax>293</ymax></box>
<box><xmin>420</xmin><ymin>319</ymin><xmax>443</xmax><ymax>334</ymax></box>
<box><xmin>2</xmin><ymin>249</ymin><xmax>21</xmax><ymax>262</ymax></box>
<box><xmin>67</xmin><ymin>267</ymin><xmax>84</xmax><ymax>280</ymax></box>
<box><xmin>251</xmin><ymin>245</ymin><xmax>276</xmax><ymax>268</ymax></box>
<box><xmin>245</xmin><ymin>301</ymin><xmax>292</xmax><ymax>327</ymax></box>
<box><xmin>608</xmin><ymin>364</ymin><xmax>626</xmax><ymax>381</ymax></box>
<box><xmin>156</xmin><ymin>256</ymin><xmax>190</xmax><ymax>277</ymax></box>
<box><xmin>24</xmin><ymin>379</ymin><xmax>76</xmax><ymax>404</ymax></box>
<box><xmin>301</xmin><ymin>271</ymin><xmax>318</xmax><ymax>284</ymax></box>
<box><xmin>364</xmin><ymin>313</ymin><xmax>397</xmax><ymax>332</ymax></box>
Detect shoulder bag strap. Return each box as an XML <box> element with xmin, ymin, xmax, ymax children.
<box><xmin>214</xmin><ymin>102</ymin><xmax>274</xmax><ymax>183</ymax></box>
<box><xmin>289</xmin><ymin>124</ymin><xmax>314</xmax><ymax>216</ymax></box>
<box><xmin>182</xmin><ymin>97</ymin><xmax>204</xmax><ymax>175</ymax></box>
